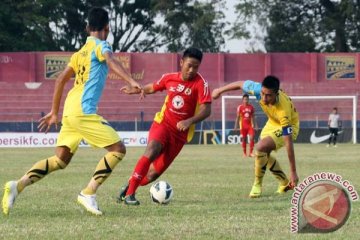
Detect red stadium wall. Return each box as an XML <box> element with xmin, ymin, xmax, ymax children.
<box><xmin>0</xmin><ymin>52</ymin><xmax>359</xmax><ymax>123</ymax></box>
<box><xmin>2</xmin><ymin>52</ymin><xmax>359</xmax><ymax>83</ymax></box>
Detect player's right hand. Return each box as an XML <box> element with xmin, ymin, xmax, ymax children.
<box><xmin>38</xmin><ymin>112</ymin><xmax>58</xmax><ymax>133</ymax></box>
<box><xmin>177</xmin><ymin>119</ymin><xmax>192</xmax><ymax>131</ymax></box>
<box><xmin>289</xmin><ymin>172</ymin><xmax>299</xmax><ymax>190</ymax></box>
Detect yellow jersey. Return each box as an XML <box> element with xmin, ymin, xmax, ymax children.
<box><xmin>243</xmin><ymin>80</ymin><xmax>299</xmax><ymax>129</ymax></box>
<box><xmin>63</xmin><ymin>36</ymin><xmax>112</xmax><ymax>116</ymax></box>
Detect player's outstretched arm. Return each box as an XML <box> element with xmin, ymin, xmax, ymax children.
<box><xmin>283</xmin><ymin>134</ymin><xmax>299</xmax><ymax>188</ymax></box>
<box><xmin>120</xmin><ymin>83</ymin><xmax>155</xmax><ymax>95</ymax></box>
<box><xmin>104</xmin><ymin>52</ymin><xmax>141</xmax><ymax>90</ymax></box>
<box><xmin>38</xmin><ymin>66</ymin><xmax>74</xmax><ymax>133</ymax></box>
<box><xmin>212</xmin><ymin>81</ymin><xmax>245</xmax><ymax>100</ymax></box>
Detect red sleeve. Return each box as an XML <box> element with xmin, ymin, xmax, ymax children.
<box><xmin>237</xmin><ymin>105</ymin><xmax>241</xmax><ymax>115</ymax></box>
<box><xmin>153</xmin><ymin>74</ymin><xmax>168</xmax><ymax>92</ymax></box>
<box><xmin>197</xmin><ymin>77</ymin><xmax>212</xmax><ymax>104</ymax></box>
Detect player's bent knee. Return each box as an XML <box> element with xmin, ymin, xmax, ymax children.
<box><xmin>117</xmin><ymin>141</ymin><xmax>127</xmax><ymax>155</ymax></box>
<box><xmin>106</xmin><ymin>141</ymin><xmax>126</xmax><ymax>155</ymax></box>
<box><xmin>255</xmin><ymin>150</ymin><xmax>267</xmax><ymax>158</ymax></box>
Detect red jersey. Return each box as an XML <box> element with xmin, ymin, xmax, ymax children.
<box><xmin>152</xmin><ymin>72</ymin><xmax>211</xmax><ymax>142</ymax></box>
<box><xmin>237</xmin><ymin>104</ymin><xmax>254</xmax><ymax>129</ymax></box>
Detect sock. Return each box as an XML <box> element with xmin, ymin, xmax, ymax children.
<box><xmin>82</xmin><ymin>152</ymin><xmax>124</xmax><ymax>195</ymax></box>
<box><xmin>267</xmin><ymin>155</ymin><xmax>288</xmax><ymax>186</ymax></box>
<box><xmin>140</xmin><ymin>176</ymin><xmax>150</xmax><ymax>186</ymax></box>
<box><xmin>126</xmin><ymin>156</ymin><xmax>151</xmax><ymax>196</ymax></box>
<box><xmin>22</xmin><ymin>156</ymin><xmax>66</xmax><ymax>191</ymax></box>
<box><xmin>249</xmin><ymin>139</ymin><xmax>255</xmax><ymax>154</ymax></box>
<box><xmin>242</xmin><ymin>138</ymin><xmax>247</xmax><ymax>155</ymax></box>
<box><xmin>253</xmin><ymin>151</ymin><xmax>268</xmax><ymax>186</ymax></box>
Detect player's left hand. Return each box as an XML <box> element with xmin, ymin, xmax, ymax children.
<box><xmin>177</xmin><ymin>119</ymin><xmax>192</xmax><ymax>131</ymax></box>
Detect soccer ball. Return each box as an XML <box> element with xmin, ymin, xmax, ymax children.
<box><xmin>149</xmin><ymin>181</ymin><xmax>174</xmax><ymax>204</ymax></box>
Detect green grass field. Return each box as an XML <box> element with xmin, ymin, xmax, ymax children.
<box><xmin>0</xmin><ymin>144</ymin><xmax>359</xmax><ymax>240</ymax></box>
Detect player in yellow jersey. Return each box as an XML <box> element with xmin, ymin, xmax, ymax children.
<box><xmin>212</xmin><ymin>75</ymin><xmax>299</xmax><ymax>198</ymax></box>
<box><xmin>2</xmin><ymin>7</ymin><xmax>142</xmax><ymax>216</ymax></box>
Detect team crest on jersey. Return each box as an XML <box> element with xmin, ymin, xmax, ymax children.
<box><xmin>172</xmin><ymin>95</ymin><xmax>184</xmax><ymax>109</ymax></box>
<box><xmin>184</xmin><ymin>88</ymin><xmax>192</xmax><ymax>95</ymax></box>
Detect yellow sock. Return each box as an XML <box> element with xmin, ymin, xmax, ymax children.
<box><xmin>82</xmin><ymin>152</ymin><xmax>125</xmax><ymax>195</ymax></box>
<box><xmin>267</xmin><ymin>155</ymin><xmax>289</xmax><ymax>185</ymax></box>
<box><xmin>82</xmin><ymin>187</ymin><xmax>96</xmax><ymax>195</ymax></box>
<box><xmin>21</xmin><ymin>156</ymin><xmax>66</xmax><ymax>191</ymax></box>
<box><xmin>253</xmin><ymin>151</ymin><xmax>268</xmax><ymax>186</ymax></box>
<box><xmin>17</xmin><ymin>181</ymin><xmax>25</xmax><ymax>193</ymax></box>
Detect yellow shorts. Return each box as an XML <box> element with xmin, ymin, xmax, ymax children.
<box><xmin>57</xmin><ymin>115</ymin><xmax>121</xmax><ymax>153</ymax></box>
<box><xmin>260</xmin><ymin>121</ymin><xmax>299</xmax><ymax>150</ymax></box>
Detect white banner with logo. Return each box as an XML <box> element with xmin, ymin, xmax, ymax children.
<box><xmin>0</xmin><ymin>132</ymin><xmax>148</xmax><ymax>148</ymax></box>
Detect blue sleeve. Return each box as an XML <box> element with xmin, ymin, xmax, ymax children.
<box><xmin>242</xmin><ymin>80</ymin><xmax>261</xmax><ymax>100</ymax></box>
<box><xmin>101</xmin><ymin>41</ymin><xmax>112</xmax><ymax>55</ymax></box>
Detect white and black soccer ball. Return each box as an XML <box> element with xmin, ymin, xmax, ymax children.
<box><xmin>149</xmin><ymin>181</ymin><xmax>174</xmax><ymax>204</ymax></box>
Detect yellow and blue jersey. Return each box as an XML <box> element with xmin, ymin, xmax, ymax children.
<box><xmin>63</xmin><ymin>36</ymin><xmax>112</xmax><ymax>116</ymax></box>
<box><xmin>243</xmin><ymin>80</ymin><xmax>299</xmax><ymax>129</ymax></box>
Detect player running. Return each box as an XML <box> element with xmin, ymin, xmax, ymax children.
<box><xmin>2</xmin><ymin>7</ymin><xmax>142</xmax><ymax>216</ymax></box>
<box><xmin>235</xmin><ymin>94</ymin><xmax>256</xmax><ymax>157</ymax></box>
<box><xmin>117</xmin><ymin>47</ymin><xmax>212</xmax><ymax>205</ymax></box>
<box><xmin>212</xmin><ymin>75</ymin><xmax>299</xmax><ymax>198</ymax></box>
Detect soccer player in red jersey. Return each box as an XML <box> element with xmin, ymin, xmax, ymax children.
<box><xmin>235</xmin><ymin>94</ymin><xmax>256</xmax><ymax>157</ymax></box>
<box><xmin>117</xmin><ymin>47</ymin><xmax>212</xmax><ymax>205</ymax></box>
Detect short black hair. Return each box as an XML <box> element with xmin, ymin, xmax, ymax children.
<box><xmin>243</xmin><ymin>93</ymin><xmax>249</xmax><ymax>99</ymax></box>
<box><xmin>182</xmin><ymin>47</ymin><xmax>203</xmax><ymax>62</ymax></box>
<box><xmin>262</xmin><ymin>75</ymin><xmax>280</xmax><ymax>93</ymax></box>
<box><xmin>88</xmin><ymin>7</ymin><xmax>109</xmax><ymax>31</ymax></box>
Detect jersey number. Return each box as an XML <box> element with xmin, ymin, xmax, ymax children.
<box><xmin>76</xmin><ymin>65</ymin><xmax>86</xmax><ymax>85</ymax></box>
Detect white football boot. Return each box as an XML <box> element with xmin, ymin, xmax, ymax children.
<box><xmin>2</xmin><ymin>181</ymin><xmax>18</xmax><ymax>215</ymax></box>
<box><xmin>77</xmin><ymin>192</ymin><xmax>103</xmax><ymax>216</ymax></box>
